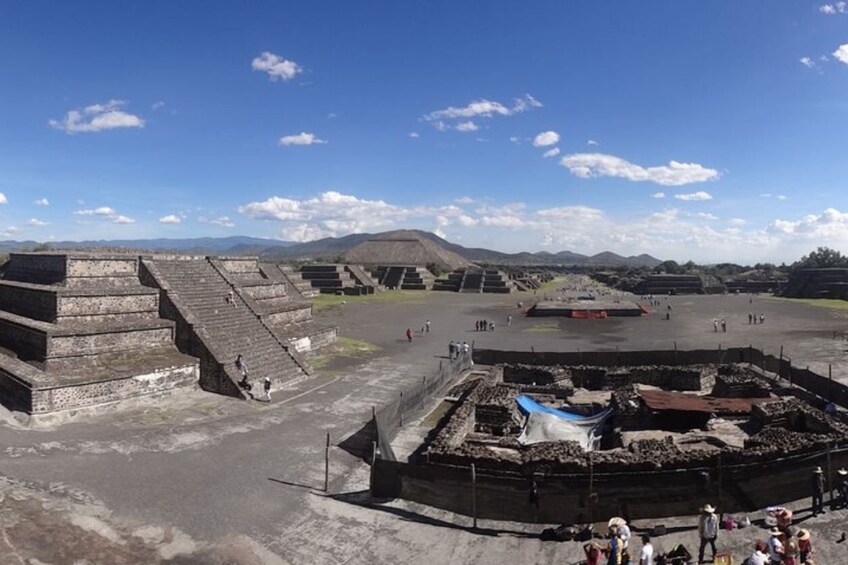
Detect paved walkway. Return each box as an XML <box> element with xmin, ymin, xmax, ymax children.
<box><xmin>1</xmin><ymin>285</ymin><xmax>847</xmax><ymax>563</ymax></box>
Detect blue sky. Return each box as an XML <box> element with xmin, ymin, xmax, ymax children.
<box><xmin>1</xmin><ymin>1</ymin><xmax>847</xmax><ymax>263</ymax></box>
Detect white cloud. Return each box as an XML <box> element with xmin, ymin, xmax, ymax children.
<box><xmin>533</xmin><ymin>130</ymin><xmax>560</xmax><ymax>147</ymax></box>
<box><xmin>799</xmin><ymin>57</ymin><xmax>816</xmax><ymax>68</ymax></box>
<box><xmin>820</xmin><ymin>2</ymin><xmax>847</xmax><ymax>14</ymax></box>
<box><xmin>455</xmin><ymin>196</ymin><xmax>474</xmax><ymax>204</ymax></box>
<box><xmin>537</xmin><ymin>205</ymin><xmax>605</xmax><ymax>221</ymax></box>
<box><xmin>542</xmin><ymin>147</ymin><xmax>560</xmax><ymax>159</ymax></box>
<box><xmin>409</xmin><ymin>132</ymin><xmax>420</xmax><ymax>138</ymax></box>
<box><xmin>424</xmin><ymin>94</ymin><xmax>541</xmax><ymax>130</ymax></box>
<box><xmin>49</xmin><ymin>100</ymin><xmax>144</xmax><ymax>134</ymax></box>
<box><xmin>27</xmin><ymin>218</ymin><xmax>48</xmax><ymax>227</ymax></box>
<box><xmin>34</xmin><ymin>198</ymin><xmax>49</xmax><ymax>206</ymax></box>
<box><xmin>481</xmin><ymin>215</ymin><xmax>526</xmax><ymax>228</ymax></box>
<box><xmin>278</xmin><ymin>132</ymin><xmax>327</xmax><ymax>146</ymax></box>
<box><xmin>152</xmin><ymin>101</ymin><xmax>166</xmax><ymax>111</ymax></box>
<box><xmin>456</xmin><ymin>121</ymin><xmax>479</xmax><ymax>132</ymax></box>
<box><xmin>833</xmin><ymin>44</ymin><xmax>848</xmax><ymax>64</ymax></box>
<box><xmin>112</xmin><ymin>215</ymin><xmax>135</xmax><ymax>224</ymax></box>
<box><xmin>0</xmin><ymin>193</ymin><xmax>7</xmax><ymax>204</ymax></box>
<box><xmin>674</xmin><ymin>191</ymin><xmax>713</xmax><ymax>201</ymax></box>
<box><xmin>652</xmin><ymin>192</ymin><xmax>666</xmax><ymax>199</ymax></box>
<box><xmin>159</xmin><ymin>214</ymin><xmax>181</xmax><ymax>224</ymax></box>
<box><xmin>587</xmin><ymin>139</ymin><xmax>599</xmax><ymax>146</ymax></box>
<box><xmin>695</xmin><ymin>212</ymin><xmax>719</xmax><ymax>221</ymax></box>
<box><xmin>211</xmin><ymin>216</ymin><xmax>235</xmax><ymax>228</ymax></box>
<box><xmin>251</xmin><ymin>52</ymin><xmax>303</xmax><ymax>81</ymax></box>
<box><xmin>560</xmin><ymin>153</ymin><xmax>719</xmax><ymax>186</ymax></box>
<box><xmin>729</xmin><ymin>218</ymin><xmax>746</xmax><ymax>226</ymax></box>
<box><xmin>74</xmin><ymin>206</ymin><xmax>116</xmax><ymax>216</ymax></box>
<box><xmin>509</xmin><ymin>136</ymin><xmax>520</xmax><ymax>144</ymax></box>
<box><xmin>777</xmin><ymin>195</ymin><xmax>788</xmax><ymax>200</ymax></box>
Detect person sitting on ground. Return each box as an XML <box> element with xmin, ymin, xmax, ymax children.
<box><xmin>746</xmin><ymin>540</ymin><xmax>768</xmax><ymax>565</ymax></box>
<box><xmin>584</xmin><ymin>540</ymin><xmax>604</xmax><ymax>565</ymax></box>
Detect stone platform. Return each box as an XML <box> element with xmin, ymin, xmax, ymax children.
<box><xmin>529</xmin><ymin>299</ymin><xmax>644</xmax><ymax>317</ymax></box>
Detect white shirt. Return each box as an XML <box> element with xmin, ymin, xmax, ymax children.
<box><xmin>749</xmin><ymin>550</ymin><xmax>767</xmax><ymax>565</ymax></box>
<box><xmin>767</xmin><ymin>537</ymin><xmax>783</xmax><ymax>562</ymax></box>
<box><xmin>639</xmin><ymin>543</ymin><xmax>653</xmax><ymax>565</ymax></box>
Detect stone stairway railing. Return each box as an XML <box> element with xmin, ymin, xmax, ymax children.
<box><xmin>209</xmin><ymin>259</ymin><xmax>312</xmax><ymax>376</ymax></box>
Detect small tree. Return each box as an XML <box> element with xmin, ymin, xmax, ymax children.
<box><xmin>793</xmin><ymin>247</ymin><xmax>848</xmax><ymax>270</ymax></box>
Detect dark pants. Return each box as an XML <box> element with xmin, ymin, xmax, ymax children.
<box><xmin>698</xmin><ymin>537</ymin><xmax>716</xmax><ymax>562</ymax></box>
<box><xmin>812</xmin><ymin>491</ymin><xmax>824</xmax><ymax>514</ymax></box>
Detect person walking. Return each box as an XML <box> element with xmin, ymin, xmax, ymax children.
<box><xmin>838</xmin><ymin>468</ymin><xmax>848</xmax><ymax>508</ymax></box>
<box><xmin>263</xmin><ymin>377</ymin><xmax>271</xmax><ymax>402</ymax></box>
<box><xmin>605</xmin><ymin>527</ymin><xmax>622</xmax><ymax>565</ymax></box>
<box><xmin>235</xmin><ymin>354</ymin><xmax>249</xmax><ymax>383</ymax></box>
<box><xmin>406</xmin><ymin>328</ymin><xmax>413</xmax><ymax>343</ymax></box>
<box><xmin>462</xmin><ymin>341</ymin><xmax>469</xmax><ymax>357</ymax></box>
<box><xmin>698</xmin><ymin>503</ymin><xmax>719</xmax><ymax>564</ymax></box>
<box><xmin>507</xmin><ymin>314</ymin><xmax>512</xmax><ymax>327</ymax></box>
<box><xmin>797</xmin><ymin>528</ymin><xmax>813</xmax><ymax>563</ymax></box>
<box><xmin>721</xmin><ymin>319</ymin><xmax>727</xmax><ymax>333</ymax></box>
<box><xmin>425</xmin><ymin>319</ymin><xmax>430</xmax><ymax>333</ymax></box>
<box><xmin>714</xmin><ymin>320</ymin><xmax>718</xmax><ymax>332</ymax></box>
<box><xmin>811</xmin><ymin>466</ymin><xmax>825</xmax><ymax>516</ymax></box>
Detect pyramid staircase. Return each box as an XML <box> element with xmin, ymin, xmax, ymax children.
<box><xmin>145</xmin><ymin>258</ymin><xmax>309</xmax><ymax>398</ymax></box>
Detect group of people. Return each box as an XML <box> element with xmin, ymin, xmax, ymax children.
<box><xmin>713</xmin><ymin>319</ymin><xmax>728</xmax><ymax>333</ymax></box>
<box><xmin>810</xmin><ymin>464</ymin><xmax>848</xmax><ymax>515</ymax></box>
<box><xmin>234</xmin><ymin>354</ymin><xmax>271</xmax><ymax>402</ymax></box>
<box><xmin>475</xmin><ymin>319</ymin><xmax>495</xmax><ymax>331</ymax></box>
<box><xmin>748</xmin><ymin>313</ymin><xmax>766</xmax><ymax>324</ymax></box>
<box><xmin>448</xmin><ymin>340</ymin><xmax>469</xmax><ymax>360</ymax></box>
<box><xmin>582</xmin><ymin>520</ymin><xmax>653</xmax><ymax>565</ymax></box>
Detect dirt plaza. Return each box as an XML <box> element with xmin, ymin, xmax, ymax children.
<box><xmin>2</xmin><ymin>280</ymin><xmax>848</xmax><ymax>564</ymax></box>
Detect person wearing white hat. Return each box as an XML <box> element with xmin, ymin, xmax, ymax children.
<box><xmin>766</xmin><ymin>527</ymin><xmax>784</xmax><ymax>565</ymax></box>
<box><xmin>698</xmin><ymin>504</ymin><xmax>719</xmax><ymax>564</ymax></box>
<box><xmin>811</xmin><ymin>466</ymin><xmax>825</xmax><ymax>516</ymax></box>
<box><xmin>837</xmin><ymin>468</ymin><xmax>848</xmax><ymax>509</ymax></box>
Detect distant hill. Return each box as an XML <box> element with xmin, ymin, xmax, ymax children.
<box><xmin>0</xmin><ymin>231</ymin><xmax>663</xmax><ymax>268</ymax></box>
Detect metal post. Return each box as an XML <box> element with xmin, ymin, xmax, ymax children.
<box><xmin>471</xmin><ymin>463</ymin><xmax>478</xmax><ymax>529</ymax></box>
<box><xmin>399</xmin><ymin>391</ymin><xmax>404</xmax><ymax>428</ymax></box>
<box><xmin>324</xmin><ymin>433</ymin><xmax>330</xmax><ymax>493</ymax></box>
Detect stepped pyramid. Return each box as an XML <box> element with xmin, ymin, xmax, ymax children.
<box><xmin>343</xmin><ymin>230</ymin><xmax>472</xmax><ymax>273</ymax></box>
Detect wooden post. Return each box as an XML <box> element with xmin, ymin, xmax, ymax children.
<box><xmin>827</xmin><ymin>443</ymin><xmax>834</xmax><ymax>506</ymax></box>
<box><xmin>717</xmin><ymin>453</ymin><xmax>723</xmax><ymax>520</ymax></box>
<box><xmin>471</xmin><ymin>463</ymin><xmax>478</xmax><ymax>529</ymax></box>
<box><xmin>830</xmin><ymin>365</ymin><xmax>834</xmax><ymax>402</ymax></box>
<box><xmin>324</xmin><ymin>432</ymin><xmax>330</xmax><ymax>493</ymax></box>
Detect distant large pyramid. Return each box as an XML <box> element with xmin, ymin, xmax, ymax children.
<box><xmin>343</xmin><ymin>230</ymin><xmax>473</xmax><ymax>271</ymax></box>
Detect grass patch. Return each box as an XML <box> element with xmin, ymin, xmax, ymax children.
<box><xmin>765</xmin><ymin>296</ymin><xmax>848</xmax><ymax>312</ymax></box>
<box><xmin>312</xmin><ymin>290</ymin><xmax>428</xmax><ymax>312</ymax></box>
<box><xmin>310</xmin><ymin>336</ymin><xmax>381</xmax><ymax>369</ymax></box>
<box><xmin>534</xmin><ymin>276</ymin><xmax>568</xmax><ymax>294</ymax></box>
<box><xmin>525</xmin><ymin>322</ymin><xmax>560</xmax><ymax>333</ymax></box>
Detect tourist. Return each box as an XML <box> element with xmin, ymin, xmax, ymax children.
<box><xmin>605</xmin><ymin>526</ymin><xmax>623</xmax><ymax>565</ymax></box>
<box><xmin>226</xmin><ymin>288</ymin><xmax>235</xmax><ymax>306</ymax></box>
<box><xmin>507</xmin><ymin>314</ymin><xmax>512</xmax><ymax>327</ymax></box>
<box><xmin>784</xmin><ymin>535</ymin><xmax>800</xmax><ymax>565</ymax></box>
<box><xmin>263</xmin><ymin>377</ymin><xmax>271</xmax><ymax>402</ymax></box>
<box><xmin>714</xmin><ymin>320</ymin><xmax>718</xmax><ymax>332</ymax></box>
<box><xmin>836</xmin><ymin>467</ymin><xmax>848</xmax><ymax>508</ymax></box>
<box><xmin>616</xmin><ymin>520</ymin><xmax>631</xmax><ymax>552</ymax></box>
<box><xmin>448</xmin><ymin>341</ymin><xmax>455</xmax><ymax>360</ymax></box>
<box><xmin>797</xmin><ymin>528</ymin><xmax>813</xmax><ymax>563</ymax></box>
<box><xmin>767</xmin><ymin>527</ymin><xmax>785</xmax><ymax>564</ymax></box>
<box><xmin>721</xmin><ymin>319</ymin><xmax>727</xmax><ymax>333</ymax></box>
<box><xmin>748</xmin><ymin>541</ymin><xmax>768</xmax><ymax>565</ymax></box>
<box><xmin>425</xmin><ymin>319</ymin><xmax>430</xmax><ymax>333</ymax></box>
<box><xmin>584</xmin><ymin>540</ymin><xmax>604</xmax><ymax>565</ymax></box>
<box><xmin>462</xmin><ymin>341</ymin><xmax>469</xmax><ymax>356</ymax></box>
<box><xmin>697</xmin><ymin>503</ymin><xmax>719</xmax><ymax>564</ymax></box>
<box><xmin>235</xmin><ymin>354</ymin><xmax>248</xmax><ymax>382</ymax></box>
<box><xmin>489</xmin><ymin>321</ymin><xmax>495</xmax><ymax>331</ymax></box>
<box><xmin>749</xmin><ymin>313</ymin><xmax>753</xmax><ymax>324</ymax></box>
<box><xmin>811</xmin><ymin>466</ymin><xmax>825</xmax><ymax>516</ymax></box>
<box><xmin>760</xmin><ymin>314</ymin><xmax>765</xmax><ymax>324</ymax></box>
<box><xmin>638</xmin><ymin>535</ymin><xmax>653</xmax><ymax>565</ymax></box>
<box><xmin>406</xmin><ymin>328</ymin><xmax>413</xmax><ymax>343</ymax></box>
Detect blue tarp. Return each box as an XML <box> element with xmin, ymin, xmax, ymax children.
<box><xmin>516</xmin><ymin>394</ymin><xmax>592</xmax><ymax>421</ymax></box>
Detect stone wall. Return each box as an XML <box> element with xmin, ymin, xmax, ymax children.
<box><xmin>66</xmin><ymin>257</ymin><xmax>137</xmax><ymax>278</ymax></box>
<box><xmin>49</xmin><ymin>325</ymin><xmax>174</xmax><ymax>359</ymax></box>
<box><xmin>4</xmin><ymin>253</ymin><xmax>67</xmax><ymax>285</ymax></box>
<box><xmin>267</xmin><ymin>307</ymin><xmax>313</xmax><ymax>326</ymax></box>
<box><xmin>30</xmin><ymin>363</ymin><xmax>199</xmax><ymax>414</ymax></box>
<box><xmin>0</xmin><ymin>282</ymin><xmax>56</xmax><ymax>321</ymax></box>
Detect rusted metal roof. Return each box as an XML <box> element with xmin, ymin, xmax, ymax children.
<box><xmin>639</xmin><ymin>389</ymin><xmax>772</xmax><ymax>414</ymax></box>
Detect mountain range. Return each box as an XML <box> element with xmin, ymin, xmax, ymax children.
<box><xmin>0</xmin><ymin>231</ymin><xmax>662</xmax><ymax>268</ymax></box>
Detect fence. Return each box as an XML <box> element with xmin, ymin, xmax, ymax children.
<box><xmin>369</xmin><ymin>345</ymin><xmax>848</xmax><ymax>523</ymax></box>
